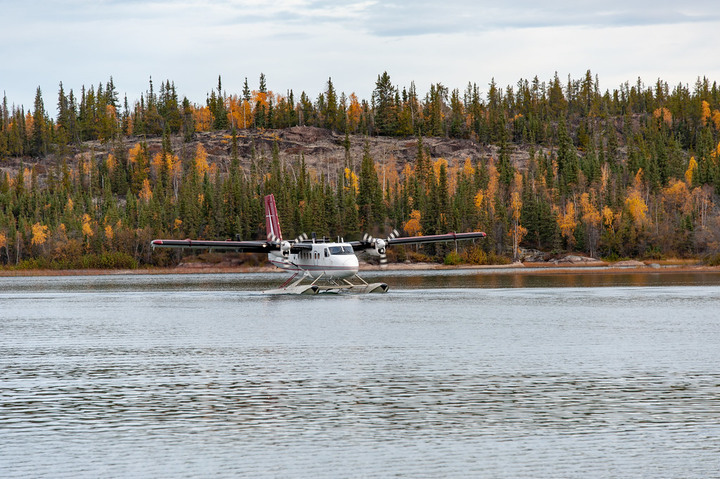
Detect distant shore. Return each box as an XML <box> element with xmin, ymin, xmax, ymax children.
<box><xmin>2</xmin><ymin>259</ymin><xmax>719</xmax><ymax>277</ymax></box>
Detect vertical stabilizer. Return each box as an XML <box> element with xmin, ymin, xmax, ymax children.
<box><xmin>264</xmin><ymin>194</ymin><xmax>283</xmax><ymax>241</ymax></box>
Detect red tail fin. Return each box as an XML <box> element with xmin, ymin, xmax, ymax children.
<box><xmin>264</xmin><ymin>194</ymin><xmax>282</xmax><ymax>240</ymax></box>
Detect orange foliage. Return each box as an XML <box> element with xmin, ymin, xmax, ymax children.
<box><xmin>347</xmin><ymin>93</ymin><xmax>362</xmax><ymax>131</ymax></box>
<box><xmin>227</xmin><ymin>95</ymin><xmax>253</xmax><ymax>129</ymax></box>
<box><xmin>462</xmin><ymin>158</ymin><xmax>475</xmax><ymax>177</ymax></box>
<box><xmin>557</xmin><ymin>202</ymin><xmax>577</xmax><ymax>244</ymax></box>
<box><xmin>195</xmin><ymin>144</ymin><xmax>210</xmax><ymax>176</ymax></box>
<box><xmin>82</xmin><ymin>214</ymin><xmax>94</xmax><ymax>238</ymax></box>
<box><xmin>403</xmin><ymin>210</ymin><xmax>422</xmax><ymax>236</ymax></box>
<box><xmin>128</xmin><ymin>143</ymin><xmax>143</xmax><ymax>164</ymax></box>
<box><xmin>252</xmin><ymin>90</ymin><xmax>273</xmax><ymax>122</ymax></box>
<box><xmin>685</xmin><ymin>157</ymin><xmax>698</xmax><ymax>185</ymax></box>
<box><xmin>344</xmin><ymin>168</ymin><xmax>359</xmax><ymax>194</ymax></box>
<box><xmin>474</xmin><ymin>191</ymin><xmax>485</xmax><ymax>210</ymax></box>
<box><xmin>401</xmin><ymin>163</ymin><xmax>414</xmax><ymax>182</ymax></box>
<box><xmin>653</xmin><ymin>107</ymin><xmax>672</xmax><ymax>126</ymax></box>
<box><xmin>383</xmin><ymin>156</ymin><xmax>400</xmax><ymax>194</ymax></box>
<box><xmin>139</xmin><ymin>179</ymin><xmax>153</xmax><ymax>203</ymax></box>
<box><xmin>31</xmin><ymin>223</ymin><xmax>49</xmax><ymax>246</ymax></box>
<box><xmin>602</xmin><ymin>206</ymin><xmax>615</xmax><ymax>230</ymax></box>
<box><xmin>662</xmin><ymin>179</ymin><xmax>691</xmax><ymax>215</ymax></box>
<box><xmin>600</xmin><ymin>163</ymin><xmax>610</xmax><ymax>194</ymax></box>
<box><xmin>486</xmin><ymin>159</ymin><xmax>499</xmax><ymax>209</ymax></box>
<box><xmin>701</xmin><ymin>100</ymin><xmax>712</xmax><ymax>126</ymax></box>
<box><xmin>192</xmin><ymin>106</ymin><xmax>213</xmax><ymax>132</ymax></box>
<box><xmin>510</xmin><ymin>191</ymin><xmax>522</xmax><ymax>222</ymax></box>
<box><xmin>106</xmin><ymin>104</ymin><xmax>117</xmax><ymax>122</ymax></box>
<box><xmin>580</xmin><ymin>192</ymin><xmax>601</xmax><ymax>227</ymax></box>
<box><xmin>106</xmin><ymin>154</ymin><xmax>116</xmax><ymax>173</ymax></box>
<box><xmin>625</xmin><ymin>190</ymin><xmax>648</xmax><ymax>227</ymax></box>
<box><xmin>152</xmin><ymin>152</ymin><xmax>181</xmax><ymax>178</ymax></box>
<box><xmin>25</xmin><ymin>112</ymin><xmax>34</xmax><ymax>135</ymax></box>
<box><xmin>433</xmin><ymin>158</ymin><xmax>448</xmax><ymax>179</ymax></box>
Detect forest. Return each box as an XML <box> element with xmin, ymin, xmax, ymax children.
<box><xmin>2</xmin><ymin>70</ymin><xmax>720</xmax><ymax>269</ymax></box>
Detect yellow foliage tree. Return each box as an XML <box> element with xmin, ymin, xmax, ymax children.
<box><xmin>685</xmin><ymin>157</ymin><xmax>698</xmax><ymax>185</ymax></box>
<box><xmin>227</xmin><ymin>95</ymin><xmax>253</xmax><ymax>129</ymax></box>
<box><xmin>462</xmin><ymin>158</ymin><xmax>475</xmax><ymax>177</ymax></box>
<box><xmin>192</xmin><ymin>106</ymin><xmax>213</xmax><ymax>132</ymax></box>
<box><xmin>195</xmin><ymin>144</ymin><xmax>210</xmax><ymax>176</ymax></box>
<box><xmin>509</xmin><ymin>191</ymin><xmax>527</xmax><ymax>260</ymax></box>
<box><xmin>713</xmin><ymin>110</ymin><xmax>720</xmax><ymax>130</ymax></box>
<box><xmin>557</xmin><ymin>202</ymin><xmax>577</xmax><ymax>247</ymax></box>
<box><xmin>701</xmin><ymin>100</ymin><xmax>712</xmax><ymax>126</ymax></box>
<box><xmin>106</xmin><ymin>153</ymin><xmax>116</xmax><ymax>173</ymax></box>
<box><xmin>433</xmin><ymin>158</ymin><xmax>448</xmax><ymax>179</ymax></box>
<box><xmin>625</xmin><ymin>190</ymin><xmax>649</xmax><ymax>227</ymax></box>
<box><xmin>662</xmin><ymin>179</ymin><xmax>691</xmax><ymax>215</ymax></box>
<box><xmin>403</xmin><ymin>210</ymin><xmax>422</xmax><ymax>236</ymax></box>
<box><xmin>0</xmin><ymin>232</ymin><xmax>7</xmax><ymax>250</ymax></box>
<box><xmin>82</xmin><ymin>214</ymin><xmax>94</xmax><ymax>238</ymax></box>
<box><xmin>653</xmin><ymin>107</ymin><xmax>672</xmax><ymax>126</ymax></box>
<box><xmin>474</xmin><ymin>191</ymin><xmax>485</xmax><ymax>210</ymax></box>
<box><xmin>344</xmin><ymin>168</ymin><xmax>359</xmax><ymax>194</ymax></box>
<box><xmin>600</xmin><ymin>163</ymin><xmax>610</xmax><ymax>196</ymax></box>
<box><xmin>602</xmin><ymin>206</ymin><xmax>615</xmax><ymax>231</ymax></box>
<box><xmin>128</xmin><ymin>143</ymin><xmax>143</xmax><ymax>165</ymax></box>
<box><xmin>580</xmin><ymin>193</ymin><xmax>601</xmax><ymax>226</ymax></box>
<box><xmin>347</xmin><ymin>93</ymin><xmax>362</xmax><ymax>132</ymax></box>
<box><xmin>31</xmin><ymin>223</ymin><xmax>49</xmax><ymax>246</ymax></box>
<box><xmin>580</xmin><ymin>192</ymin><xmax>602</xmax><ymax>256</ymax></box>
<box><xmin>486</xmin><ymin>159</ymin><xmax>499</xmax><ymax>214</ymax></box>
<box><xmin>139</xmin><ymin>179</ymin><xmax>153</xmax><ymax>203</ymax></box>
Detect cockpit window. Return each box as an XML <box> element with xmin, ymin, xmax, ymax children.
<box><xmin>329</xmin><ymin>245</ymin><xmax>354</xmax><ymax>255</ymax></box>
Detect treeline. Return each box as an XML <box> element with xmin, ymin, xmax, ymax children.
<box><xmin>6</xmin><ymin>71</ymin><xmax>720</xmax><ymax>157</ymax></box>
<box><xmin>1</xmin><ymin>71</ymin><xmax>720</xmax><ymax>268</ymax></box>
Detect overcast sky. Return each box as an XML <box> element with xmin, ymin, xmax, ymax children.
<box><xmin>2</xmin><ymin>0</ymin><xmax>719</xmax><ymax>114</ymax></box>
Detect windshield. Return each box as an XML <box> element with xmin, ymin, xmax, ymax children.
<box><xmin>328</xmin><ymin>245</ymin><xmax>354</xmax><ymax>255</ymax></box>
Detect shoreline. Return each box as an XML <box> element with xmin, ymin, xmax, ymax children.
<box><xmin>2</xmin><ymin>260</ymin><xmax>719</xmax><ymax>278</ymax></box>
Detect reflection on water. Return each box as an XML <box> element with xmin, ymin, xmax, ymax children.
<box><xmin>1</xmin><ymin>271</ymin><xmax>720</xmax><ymax>478</ymax></box>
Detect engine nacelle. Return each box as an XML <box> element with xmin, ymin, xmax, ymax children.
<box><xmin>280</xmin><ymin>240</ymin><xmax>292</xmax><ymax>255</ymax></box>
<box><xmin>367</xmin><ymin>238</ymin><xmax>386</xmax><ymax>257</ymax></box>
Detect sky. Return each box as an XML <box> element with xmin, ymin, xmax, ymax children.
<box><xmin>2</xmin><ymin>0</ymin><xmax>720</xmax><ymax>114</ymax></box>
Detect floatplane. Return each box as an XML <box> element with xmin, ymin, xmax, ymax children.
<box><xmin>151</xmin><ymin>194</ymin><xmax>486</xmax><ymax>294</ymax></box>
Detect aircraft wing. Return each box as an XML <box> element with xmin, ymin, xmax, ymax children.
<box><xmin>349</xmin><ymin>231</ymin><xmax>486</xmax><ymax>252</ymax></box>
<box><xmin>150</xmin><ymin>239</ymin><xmax>277</xmax><ymax>253</ymax></box>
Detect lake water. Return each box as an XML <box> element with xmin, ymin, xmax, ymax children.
<box><xmin>2</xmin><ymin>269</ymin><xmax>720</xmax><ymax>478</ymax></box>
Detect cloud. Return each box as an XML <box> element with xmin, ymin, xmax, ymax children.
<box><xmin>360</xmin><ymin>0</ymin><xmax>720</xmax><ymax>37</ymax></box>
<box><xmin>2</xmin><ymin>0</ymin><xmax>720</xmax><ymax>111</ymax></box>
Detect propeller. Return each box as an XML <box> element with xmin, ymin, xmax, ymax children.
<box><xmin>363</xmin><ymin>229</ymin><xmax>399</xmax><ymax>269</ymax></box>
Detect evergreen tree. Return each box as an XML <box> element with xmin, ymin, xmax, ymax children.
<box><xmin>372</xmin><ymin>72</ymin><xmax>398</xmax><ymax>136</ymax></box>
<box><xmin>357</xmin><ymin>142</ymin><xmax>384</xmax><ymax>232</ymax></box>
<box><xmin>31</xmin><ymin>87</ymin><xmax>48</xmax><ymax>156</ymax></box>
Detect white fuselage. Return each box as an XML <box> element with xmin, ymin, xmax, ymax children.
<box><xmin>268</xmin><ymin>242</ymin><xmax>359</xmax><ymax>279</ymax></box>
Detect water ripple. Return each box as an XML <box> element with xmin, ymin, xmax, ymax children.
<box><xmin>2</xmin><ymin>275</ymin><xmax>720</xmax><ymax>477</ymax></box>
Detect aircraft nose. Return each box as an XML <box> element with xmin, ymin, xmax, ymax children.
<box><xmin>346</xmin><ymin>254</ymin><xmax>359</xmax><ymax>272</ymax></box>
